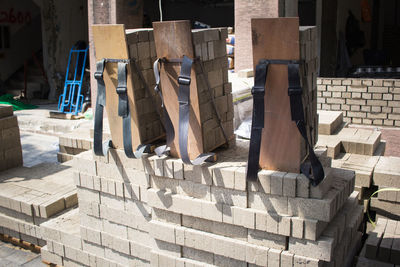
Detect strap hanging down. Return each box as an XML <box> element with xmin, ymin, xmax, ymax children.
<box><xmin>116</xmin><ymin>62</ymin><xmax>148</xmax><ymax>158</ymax></box>
<box><xmin>246</xmin><ymin>60</ymin><xmax>325</xmax><ymax>186</ymax></box>
<box><xmin>178</xmin><ymin>56</ymin><xmax>214</xmax><ymax>165</ymax></box>
<box><xmin>288</xmin><ymin>63</ymin><xmax>325</xmax><ymax>186</ymax></box>
<box><xmin>153</xmin><ymin>59</ymin><xmax>175</xmax><ymax>157</ymax></box>
<box><xmin>246</xmin><ymin>62</ymin><xmax>269</xmax><ymax>181</ymax></box>
<box><xmin>93</xmin><ymin>59</ymin><xmax>112</xmax><ymax>156</ymax></box>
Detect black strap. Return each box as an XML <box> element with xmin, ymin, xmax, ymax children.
<box><xmin>178</xmin><ymin>56</ymin><xmax>214</xmax><ymax>165</ymax></box>
<box><xmin>116</xmin><ymin>62</ymin><xmax>148</xmax><ymax>158</ymax></box>
<box><xmin>93</xmin><ymin>59</ymin><xmax>148</xmax><ymax>158</ymax></box>
<box><xmin>246</xmin><ymin>59</ymin><xmax>325</xmax><ymax>186</ymax></box>
<box><xmin>153</xmin><ymin>59</ymin><xmax>175</xmax><ymax>156</ymax></box>
<box><xmin>93</xmin><ymin>59</ymin><xmax>112</xmax><ymax>156</ymax></box>
<box><xmin>288</xmin><ymin>63</ymin><xmax>324</xmax><ymax>186</ymax></box>
<box><xmin>246</xmin><ymin>62</ymin><xmax>269</xmax><ymax>181</ymax></box>
<box><xmin>153</xmin><ymin>56</ymin><xmax>227</xmax><ymax>163</ymax></box>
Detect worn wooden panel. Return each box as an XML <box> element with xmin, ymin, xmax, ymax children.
<box><xmin>153</xmin><ymin>20</ymin><xmax>204</xmax><ymax>160</ymax></box>
<box><xmin>251</xmin><ymin>18</ymin><xmax>302</xmax><ymax>173</ymax></box>
<box><xmin>92</xmin><ymin>24</ymin><xmax>143</xmax><ymax>150</ymax></box>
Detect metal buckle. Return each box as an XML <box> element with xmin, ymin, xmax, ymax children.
<box><xmin>116</xmin><ymin>86</ymin><xmax>127</xmax><ymax>95</ymax></box>
<box><xmin>288</xmin><ymin>86</ymin><xmax>303</xmax><ymax>96</ymax></box>
<box><xmin>94</xmin><ymin>71</ymin><xmax>103</xmax><ymax>80</ymax></box>
<box><xmin>251</xmin><ymin>86</ymin><xmax>265</xmax><ymax>96</ymax></box>
<box><xmin>178</xmin><ymin>75</ymin><xmax>191</xmax><ymax>86</ymax></box>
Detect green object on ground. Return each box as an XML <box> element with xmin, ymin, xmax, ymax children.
<box><xmin>0</xmin><ymin>94</ymin><xmax>38</xmax><ymax>111</ymax></box>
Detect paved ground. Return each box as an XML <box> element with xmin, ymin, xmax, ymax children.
<box><xmin>0</xmin><ymin>241</ymin><xmax>44</xmax><ymax>266</ymax></box>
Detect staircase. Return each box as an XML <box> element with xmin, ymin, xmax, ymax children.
<box><xmin>5</xmin><ymin>52</ymin><xmax>49</xmax><ymax>99</ymax></box>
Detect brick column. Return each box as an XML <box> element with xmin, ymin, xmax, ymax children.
<box><xmin>234</xmin><ymin>0</ymin><xmax>298</xmax><ymax>72</ymax></box>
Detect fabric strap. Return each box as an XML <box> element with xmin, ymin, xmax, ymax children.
<box><xmin>177</xmin><ymin>56</ymin><xmax>214</xmax><ymax>165</ymax></box>
<box><xmin>93</xmin><ymin>59</ymin><xmax>112</xmax><ymax>156</ymax></box>
<box><xmin>246</xmin><ymin>59</ymin><xmax>325</xmax><ymax>186</ymax></box>
<box><xmin>93</xmin><ymin>59</ymin><xmax>148</xmax><ymax>159</ymax></box>
<box><xmin>153</xmin><ymin>59</ymin><xmax>175</xmax><ymax>156</ymax></box>
<box><xmin>246</xmin><ymin>62</ymin><xmax>269</xmax><ymax>181</ymax></box>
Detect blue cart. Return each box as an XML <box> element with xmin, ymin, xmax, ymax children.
<box><xmin>58</xmin><ymin>42</ymin><xmax>88</xmax><ymax>115</ymax></box>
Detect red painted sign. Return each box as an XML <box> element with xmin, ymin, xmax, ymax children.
<box><xmin>0</xmin><ymin>8</ymin><xmax>31</xmax><ymax>24</ymax></box>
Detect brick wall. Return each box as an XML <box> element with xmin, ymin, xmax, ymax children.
<box><xmin>317</xmin><ymin>78</ymin><xmax>400</xmax><ymax>127</ymax></box>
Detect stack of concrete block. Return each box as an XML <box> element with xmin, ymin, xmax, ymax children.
<box><xmin>126</xmin><ymin>28</ymin><xmax>164</xmax><ymax>144</ymax></box>
<box><xmin>0</xmin><ymin>104</ymin><xmax>22</xmax><ymax>171</ymax></box>
<box><xmin>192</xmin><ymin>27</ymin><xmax>234</xmax><ymax>151</ymax></box>
<box><xmin>0</xmin><ymin>162</ymin><xmax>77</xmax><ymax>246</ymax></box>
<box><xmin>356</xmin><ymin>218</ymin><xmax>400</xmax><ymax>266</ymax></box>
<box><xmin>40</xmin><ymin>137</ymin><xmax>365</xmax><ymax>267</ymax></box>
<box><xmin>41</xmin><ymin>208</ymin><xmax>127</xmax><ymax>267</ymax></box>
<box><xmin>371</xmin><ymin>157</ymin><xmax>400</xmax><ymax>220</ymax></box>
<box><xmin>299</xmin><ymin>26</ymin><xmax>319</xmax><ymax>148</ymax></box>
<box><xmin>58</xmin><ymin>128</ymin><xmax>93</xmax><ymax>162</ymax></box>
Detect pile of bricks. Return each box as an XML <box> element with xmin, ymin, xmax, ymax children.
<box><xmin>40</xmin><ymin>138</ymin><xmax>364</xmax><ymax>266</ymax></box>
<box><xmin>357</xmin><ymin>218</ymin><xmax>400</xmax><ymax>266</ymax></box>
<box><xmin>299</xmin><ymin>26</ymin><xmax>319</xmax><ymax>150</ymax></box>
<box><xmin>371</xmin><ymin>157</ymin><xmax>400</xmax><ymax>220</ymax></box>
<box><xmin>317</xmin><ymin>78</ymin><xmax>400</xmax><ymax>127</ymax></box>
<box><xmin>192</xmin><ymin>27</ymin><xmax>234</xmax><ymax>151</ymax></box>
<box><xmin>316</xmin><ymin>110</ymin><xmax>385</xmax><ymax>202</ymax></box>
<box><xmin>58</xmin><ymin>128</ymin><xmax>93</xmax><ymax>162</ymax></box>
<box><xmin>0</xmin><ymin>105</ymin><xmax>22</xmax><ymax>171</ymax></box>
<box><xmin>125</xmin><ymin>28</ymin><xmax>164</xmax><ymax>144</ymax></box>
<box><xmin>0</xmin><ymin>162</ymin><xmax>77</xmax><ymax>246</ymax></box>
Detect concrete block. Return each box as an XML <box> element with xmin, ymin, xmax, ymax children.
<box><xmin>232</xmin><ymin>206</ymin><xmax>255</xmax><ymax>229</ymax></box>
<box><xmin>280</xmin><ymin>250</ymin><xmax>294</xmax><ymax>267</ymax></box>
<box><xmin>296</xmin><ymin>174</ymin><xmax>309</xmax><ymax>198</ymax></box>
<box><xmin>278</xmin><ymin>215</ymin><xmax>291</xmax><ymax>237</ymax></box>
<box><xmin>222</xmin><ymin>204</ymin><xmax>233</xmax><ymax>224</ymax></box>
<box><xmin>211</xmin><ymin>187</ymin><xmax>247</xmax><ymax>208</ymax></box>
<box><xmin>249</xmin><ymin>192</ymin><xmax>288</xmax><ymax>215</ymax></box>
<box><xmin>288</xmin><ymin>189</ymin><xmax>337</xmax><ymax>222</ymax></box>
<box><xmin>288</xmin><ymin>235</ymin><xmax>335</xmax><ymax>261</ymax></box>
<box><xmin>150</xmin><ymin>220</ymin><xmax>176</xmax><ymax>244</ymax></box>
<box><xmin>270</xmin><ymin>171</ymin><xmax>285</xmax><ymax>196</ymax></box>
<box><xmin>213</xmin><ymin>166</ymin><xmax>236</xmax><ymax>189</ymax></box>
<box><xmin>268</xmin><ymin>248</ymin><xmax>282</xmax><ymax>267</ymax></box>
<box><xmin>291</xmin><ymin>217</ymin><xmax>304</xmax><ymax>239</ymax></box>
<box><xmin>152</xmin><ymin>208</ymin><xmax>181</xmax><ymax>225</ymax></box>
<box><xmin>201</xmin><ymin>200</ymin><xmax>223</xmax><ymax>222</ymax></box>
<box><xmin>283</xmin><ymin>173</ymin><xmax>297</xmax><ymax>198</ymax></box>
<box><xmin>257</xmin><ymin>169</ymin><xmax>273</xmax><ymax>194</ymax></box>
<box><xmin>41</xmin><ymin>246</ymin><xmax>64</xmax><ymax>266</ymax></box>
<box><xmin>234</xmin><ymin>167</ymin><xmax>247</xmax><ymax>191</ymax></box>
<box><xmin>248</xmin><ymin>229</ymin><xmax>287</xmax><ymax>250</ymax></box>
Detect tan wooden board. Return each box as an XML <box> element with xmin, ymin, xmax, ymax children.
<box><xmin>153</xmin><ymin>20</ymin><xmax>204</xmax><ymax>160</ymax></box>
<box><xmin>251</xmin><ymin>18</ymin><xmax>301</xmax><ymax>173</ymax></box>
<box><xmin>92</xmin><ymin>24</ymin><xmax>143</xmax><ymax>150</ymax></box>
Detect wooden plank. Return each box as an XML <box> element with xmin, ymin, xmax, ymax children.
<box><xmin>153</xmin><ymin>20</ymin><xmax>204</xmax><ymax>160</ymax></box>
<box><xmin>251</xmin><ymin>18</ymin><xmax>302</xmax><ymax>173</ymax></box>
<box><xmin>92</xmin><ymin>24</ymin><xmax>143</xmax><ymax>150</ymax></box>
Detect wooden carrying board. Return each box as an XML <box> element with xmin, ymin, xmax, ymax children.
<box><xmin>251</xmin><ymin>18</ymin><xmax>304</xmax><ymax>173</ymax></box>
<box><xmin>152</xmin><ymin>21</ymin><xmax>204</xmax><ymax>160</ymax></box>
<box><xmin>92</xmin><ymin>24</ymin><xmax>162</xmax><ymax>150</ymax></box>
